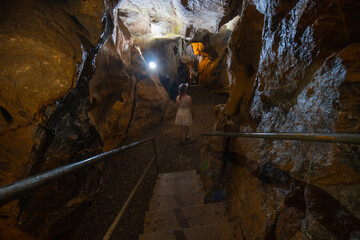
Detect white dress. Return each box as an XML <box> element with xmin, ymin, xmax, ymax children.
<box><xmin>175</xmin><ymin>95</ymin><xmax>193</xmax><ymax>126</ymax></box>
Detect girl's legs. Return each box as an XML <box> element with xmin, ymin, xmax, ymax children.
<box><xmin>185</xmin><ymin>126</ymin><xmax>189</xmax><ymax>140</ymax></box>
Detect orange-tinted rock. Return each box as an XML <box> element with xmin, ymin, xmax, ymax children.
<box><xmin>188</xmin><ymin>29</ymin><xmax>232</xmax><ymax>92</ymax></box>
<box><xmin>0</xmin><ymin>219</ymin><xmax>34</xmax><ymax>240</ymax></box>
<box><xmin>0</xmin><ymin>0</ymin><xmax>105</xmax><ymax>238</ymax></box>
<box><xmin>0</xmin><ymin>0</ymin><xmax>104</xmax><ymax>132</ymax></box>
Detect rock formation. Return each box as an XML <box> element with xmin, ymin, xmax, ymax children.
<box><xmin>189</xmin><ymin>28</ymin><xmax>233</xmax><ymax>93</ymax></box>
<box><xmin>0</xmin><ymin>0</ymin><xmax>174</xmax><ymax>239</ymax></box>
<box><xmin>114</xmin><ymin>0</ymin><xmax>228</xmax><ymax>42</ymax></box>
<box><xmin>88</xmin><ymin>10</ymin><xmax>176</xmax><ymax>150</ymax></box>
<box><xmin>202</xmin><ymin>0</ymin><xmax>360</xmax><ymax>239</ymax></box>
<box><xmin>0</xmin><ymin>0</ymin><xmax>105</xmax><ymax>238</ymax></box>
<box><xmin>1</xmin><ymin>0</ymin><xmax>359</xmax><ymax>239</ymax></box>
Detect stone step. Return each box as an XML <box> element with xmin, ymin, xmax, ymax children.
<box><xmin>144</xmin><ymin>202</ymin><xmax>229</xmax><ymax>233</ymax></box>
<box><xmin>153</xmin><ymin>181</ymin><xmax>203</xmax><ymax>196</ymax></box>
<box><xmin>155</xmin><ymin>175</ymin><xmax>201</xmax><ymax>187</ymax></box>
<box><xmin>157</xmin><ymin>170</ymin><xmax>197</xmax><ymax>180</ymax></box>
<box><xmin>139</xmin><ymin>222</ymin><xmax>242</xmax><ymax>240</ymax></box>
<box><xmin>149</xmin><ymin>192</ymin><xmax>205</xmax><ymax>211</ymax></box>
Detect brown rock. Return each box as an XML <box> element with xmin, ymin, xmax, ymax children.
<box><xmin>226</xmin><ymin>4</ymin><xmax>264</xmax><ymax>124</ymax></box>
<box><xmin>89</xmin><ymin>14</ymin><xmax>174</xmax><ymax>150</ymax></box>
<box><xmin>0</xmin><ymin>0</ymin><xmax>104</xmax><ymax>132</ymax></box>
<box><xmin>0</xmin><ymin>219</ymin><xmax>34</xmax><ymax>240</ymax></box>
<box><xmin>88</xmin><ymin>37</ymin><xmax>135</xmax><ymax>150</ymax></box>
<box><xmin>203</xmin><ymin>1</ymin><xmax>360</xmax><ymax>239</ymax></box>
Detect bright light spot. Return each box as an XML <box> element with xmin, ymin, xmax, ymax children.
<box><xmin>149</xmin><ymin>62</ymin><xmax>156</xmax><ymax>69</ymax></box>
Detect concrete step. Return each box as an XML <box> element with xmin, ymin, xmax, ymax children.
<box><xmin>149</xmin><ymin>192</ymin><xmax>205</xmax><ymax>211</ymax></box>
<box><xmin>153</xmin><ymin>181</ymin><xmax>203</xmax><ymax>196</ymax></box>
<box><xmin>155</xmin><ymin>175</ymin><xmax>201</xmax><ymax>187</ymax></box>
<box><xmin>144</xmin><ymin>202</ymin><xmax>229</xmax><ymax>233</ymax></box>
<box><xmin>139</xmin><ymin>222</ymin><xmax>242</xmax><ymax>240</ymax></box>
<box><xmin>157</xmin><ymin>170</ymin><xmax>197</xmax><ymax>180</ymax></box>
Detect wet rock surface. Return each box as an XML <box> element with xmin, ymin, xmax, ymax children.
<box><xmin>0</xmin><ymin>0</ymin><xmax>105</xmax><ymax>238</ymax></box>
<box><xmin>202</xmin><ymin>0</ymin><xmax>360</xmax><ymax>239</ymax></box>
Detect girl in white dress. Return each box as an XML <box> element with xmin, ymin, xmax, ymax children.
<box><xmin>175</xmin><ymin>83</ymin><xmax>194</xmax><ymax>145</ymax></box>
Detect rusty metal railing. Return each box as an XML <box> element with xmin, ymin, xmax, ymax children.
<box><xmin>0</xmin><ymin>137</ymin><xmax>158</xmax><ymax>207</ymax></box>
<box><xmin>201</xmin><ymin>132</ymin><xmax>360</xmax><ymax>144</ymax></box>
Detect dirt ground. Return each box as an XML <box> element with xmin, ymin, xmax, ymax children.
<box><xmin>70</xmin><ymin>85</ymin><xmax>228</xmax><ymax>240</ymax></box>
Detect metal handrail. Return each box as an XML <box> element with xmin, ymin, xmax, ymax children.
<box><xmin>103</xmin><ymin>138</ymin><xmax>158</xmax><ymax>240</ymax></box>
<box><xmin>201</xmin><ymin>132</ymin><xmax>360</xmax><ymax>144</ymax></box>
<box><xmin>103</xmin><ymin>156</ymin><xmax>155</xmax><ymax>240</ymax></box>
<box><xmin>0</xmin><ymin>137</ymin><xmax>158</xmax><ymax>206</ymax></box>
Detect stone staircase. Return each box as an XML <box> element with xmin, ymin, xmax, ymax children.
<box><xmin>139</xmin><ymin>170</ymin><xmax>241</xmax><ymax>240</ymax></box>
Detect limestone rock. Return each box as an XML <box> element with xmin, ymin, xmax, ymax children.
<box><xmin>88</xmin><ymin>37</ymin><xmax>135</xmax><ymax>150</ymax></box>
<box><xmin>115</xmin><ymin>0</ymin><xmax>229</xmax><ymax>42</ymax></box>
<box><xmin>203</xmin><ymin>0</ymin><xmax>360</xmax><ymax>239</ymax></box>
<box><xmin>0</xmin><ymin>0</ymin><xmax>105</xmax><ymax>238</ymax></box>
<box><xmin>164</xmin><ymin>101</ymin><xmax>177</xmax><ymax>120</ymax></box>
<box><xmin>226</xmin><ymin>4</ymin><xmax>264</xmax><ymax>124</ymax></box>
<box><xmin>89</xmin><ymin>12</ymin><xmax>174</xmax><ymax>150</ymax></box>
<box><xmin>0</xmin><ymin>0</ymin><xmax>104</xmax><ymax>132</ymax></box>
<box><xmin>0</xmin><ymin>219</ymin><xmax>34</xmax><ymax>240</ymax></box>
<box><xmin>131</xmin><ymin>75</ymin><xmax>173</xmax><ymax>131</ymax></box>
<box><xmin>188</xmin><ymin>29</ymin><xmax>232</xmax><ymax>93</ymax></box>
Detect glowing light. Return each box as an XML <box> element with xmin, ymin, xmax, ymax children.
<box><xmin>149</xmin><ymin>62</ymin><xmax>156</xmax><ymax>69</ymax></box>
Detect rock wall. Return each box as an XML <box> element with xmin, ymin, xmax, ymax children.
<box><xmin>192</xmin><ymin>29</ymin><xmax>232</xmax><ymax>93</ymax></box>
<box><xmin>202</xmin><ymin>0</ymin><xmax>360</xmax><ymax>239</ymax></box>
<box><xmin>0</xmin><ymin>0</ymin><xmax>174</xmax><ymax>239</ymax></box>
<box><xmin>88</xmin><ymin>7</ymin><xmax>175</xmax><ymax>151</ymax></box>
<box><xmin>0</xmin><ymin>0</ymin><xmax>105</xmax><ymax>239</ymax></box>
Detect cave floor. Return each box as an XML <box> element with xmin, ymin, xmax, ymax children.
<box><xmin>70</xmin><ymin>85</ymin><xmax>228</xmax><ymax>240</ymax></box>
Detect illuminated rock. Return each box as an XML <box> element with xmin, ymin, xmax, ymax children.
<box><xmin>204</xmin><ymin>0</ymin><xmax>360</xmax><ymax>239</ymax></box>
<box><xmin>89</xmin><ymin>10</ymin><xmax>174</xmax><ymax>150</ymax></box>
<box><xmin>0</xmin><ymin>1</ymin><xmax>105</xmax><ymax>238</ymax></box>
<box><xmin>115</xmin><ymin>0</ymin><xmax>229</xmax><ymax>42</ymax></box>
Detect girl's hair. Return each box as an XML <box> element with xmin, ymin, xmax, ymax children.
<box><xmin>178</xmin><ymin>83</ymin><xmax>188</xmax><ymax>100</ymax></box>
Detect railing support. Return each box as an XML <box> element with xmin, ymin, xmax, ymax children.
<box><xmin>201</xmin><ymin>132</ymin><xmax>360</xmax><ymax>144</ymax></box>
<box><xmin>152</xmin><ymin>138</ymin><xmax>159</xmax><ymax>174</ymax></box>
<box><xmin>103</xmin><ymin>156</ymin><xmax>156</xmax><ymax>240</ymax></box>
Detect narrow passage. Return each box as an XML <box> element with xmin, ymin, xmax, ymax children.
<box><xmin>71</xmin><ymin>85</ymin><xmax>227</xmax><ymax>240</ymax></box>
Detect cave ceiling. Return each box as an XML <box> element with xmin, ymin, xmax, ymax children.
<box><xmin>114</xmin><ymin>0</ymin><xmax>229</xmax><ymax>43</ymax></box>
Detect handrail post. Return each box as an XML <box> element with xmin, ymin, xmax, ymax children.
<box><xmin>152</xmin><ymin>138</ymin><xmax>159</xmax><ymax>174</ymax></box>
